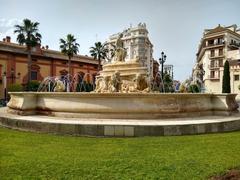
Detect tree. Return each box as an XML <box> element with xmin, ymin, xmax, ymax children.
<box><xmin>59</xmin><ymin>34</ymin><xmax>80</xmax><ymax>92</ymax></box>
<box><xmin>89</xmin><ymin>42</ymin><xmax>108</xmax><ymax>71</ymax></box>
<box><xmin>222</xmin><ymin>60</ymin><xmax>231</xmax><ymax>93</ymax></box>
<box><xmin>188</xmin><ymin>84</ymin><xmax>200</xmax><ymax>93</ymax></box>
<box><xmin>14</xmin><ymin>19</ymin><xmax>42</xmax><ymax>86</ymax></box>
<box><xmin>163</xmin><ymin>72</ymin><xmax>174</xmax><ymax>92</ymax></box>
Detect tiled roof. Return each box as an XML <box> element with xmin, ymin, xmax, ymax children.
<box><xmin>0</xmin><ymin>41</ymin><xmax>99</xmax><ymax>65</ymax></box>
<box><xmin>205</xmin><ymin>26</ymin><xmax>227</xmax><ymax>35</ymax></box>
<box><xmin>229</xmin><ymin>59</ymin><xmax>240</xmax><ymax>66</ymax></box>
<box><xmin>204</xmin><ymin>24</ymin><xmax>240</xmax><ymax>38</ymax></box>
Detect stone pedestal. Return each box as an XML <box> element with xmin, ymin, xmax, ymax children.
<box><xmin>100</xmin><ymin>60</ymin><xmax>148</xmax><ymax>78</ymax></box>
<box><xmin>95</xmin><ymin>59</ymin><xmax>150</xmax><ymax>93</ymax></box>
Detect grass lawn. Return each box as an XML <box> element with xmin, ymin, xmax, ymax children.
<box><xmin>0</xmin><ymin>127</ymin><xmax>240</xmax><ymax>179</ymax></box>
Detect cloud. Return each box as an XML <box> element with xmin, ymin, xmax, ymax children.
<box><xmin>0</xmin><ymin>18</ymin><xmax>22</xmax><ymax>41</ymax></box>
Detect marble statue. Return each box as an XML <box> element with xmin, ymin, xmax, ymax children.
<box><xmin>114</xmin><ymin>33</ymin><xmax>126</xmax><ymax>62</ymax></box>
<box><xmin>108</xmin><ymin>71</ymin><xmax>122</xmax><ymax>92</ymax></box>
<box><xmin>121</xmin><ymin>74</ymin><xmax>149</xmax><ymax>93</ymax></box>
<box><xmin>192</xmin><ymin>64</ymin><xmax>204</xmax><ymax>88</ymax></box>
<box><xmin>95</xmin><ymin>76</ymin><xmax>108</xmax><ymax>93</ymax></box>
<box><xmin>54</xmin><ymin>78</ymin><xmax>65</xmax><ymax>92</ymax></box>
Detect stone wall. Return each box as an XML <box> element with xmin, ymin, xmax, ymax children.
<box><xmin>7</xmin><ymin>92</ymin><xmax>239</xmax><ymax>119</ymax></box>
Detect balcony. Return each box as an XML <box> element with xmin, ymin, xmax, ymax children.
<box><xmin>205</xmin><ymin>42</ymin><xmax>225</xmax><ymax>48</ymax></box>
<box><xmin>208</xmin><ymin>75</ymin><xmax>220</xmax><ymax>80</ymax></box>
<box><xmin>208</xmin><ymin>54</ymin><xmax>224</xmax><ymax>59</ymax></box>
<box><xmin>209</xmin><ymin>65</ymin><xmax>220</xmax><ymax>69</ymax></box>
<box><xmin>228</xmin><ymin>42</ymin><xmax>240</xmax><ymax>50</ymax></box>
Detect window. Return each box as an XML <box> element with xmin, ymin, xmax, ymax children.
<box><xmin>219</xmin><ymin>49</ymin><xmax>223</xmax><ymax>56</ymax></box>
<box><xmin>208</xmin><ymin>39</ymin><xmax>214</xmax><ymax>46</ymax></box>
<box><xmin>138</xmin><ymin>38</ymin><xmax>145</xmax><ymax>43</ymax></box>
<box><xmin>31</xmin><ymin>71</ymin><xmax>38</xmax><ymax>80</ymax></box>
<box><xmin>210</xmin><ymin>71</ymin><xmax>214</xmax><ymax>78</ymax></box>
<box><xmin>210</xmin><ymin>71</ymin><xmax>219</xmax><ymax>78</ymax></box>
<box><xmin>210</xmin><ymin>50</ymin><xmax>215</xmax><ymax>57</ymax></box>
<box><xmin>234</xmin><ymin>75</ymin><xmax>239</xmax><ymax>81</ymax></box>
<box><xmin>78</xmin><ymin>72</ymin><xmax>85</xmax><ymax>83</ymax></box>
<box><xmin>210</xmin><ymin>60</ymin><xmax>214</xmax><ymax>68</ymax></box>
<box><xmin>217</xmin><ymin>38</ymin><xmax>223</xmax><ymax>45</ymax></box>
<box><xmin>92</xmin><ymin>73</ymin><xmax>97</xmax><ymax>85</ymax></box>
<box><xmin>219</xmin><ymin>59</ymin><xmax>223</xmax><ymax>67</ymax></box>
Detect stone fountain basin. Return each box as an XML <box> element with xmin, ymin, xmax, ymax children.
<box><xmin>7</xmin><ymin>92</ymin><xmax>239</xmax><ymax>119</ymax></box>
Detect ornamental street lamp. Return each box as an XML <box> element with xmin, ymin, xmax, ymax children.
<box><xmin>159</xmin><ymin>51</ymin><xmax>167</xmax><ymax>92</ymax></box>
<box><xmin>2</xmin><ymin>68</ymin><xmax>21</xmax><ymax>105</ymax></box>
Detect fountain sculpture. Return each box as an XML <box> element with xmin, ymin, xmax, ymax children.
<box><xmin>2</xmin><ymin>32</ymin><xmax>240</xmax><ymax>137</ymax></box>
<box><xmin>6</xmin><ymin>33</ymin><xmax>239</xmax><ymax>119</ymax></box>
<box><xmin>94</xmin><ymin>33</ymin><xmax>150</xmax><ymax>93</ymax></box>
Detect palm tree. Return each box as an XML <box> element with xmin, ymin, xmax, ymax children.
<box><xmin>89</xmin><ymin>42</ymin><xmax>108</xmax><ymax>71</ymax></box>
<box><xmin>14</xmin><ymin>19</ymin><xmax>42</xmax><ymax>86</ymax></box>
<box><xmin>59</xmin><ymin>34</ymin><xmax>80</xmax><ymax>92</ymax></box>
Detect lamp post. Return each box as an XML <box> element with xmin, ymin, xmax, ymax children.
<box><xmin>2</xmin><ymin>68</ymin><xmax>21</xmax><ymax>105</ymax></box>
<box><xmin>3</xmin><ymin>72</ymin><xmax>7</xmax><ymax>106</ymax></box>
<box><xmin>159</xmin><ymin>51</ymin><xmax>167</xmax><ymax>92</ymax></box>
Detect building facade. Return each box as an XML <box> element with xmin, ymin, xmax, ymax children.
<box><xmin>193</xmin><ymin>24</ymin><xmax>240</xmax><ymax>93</ymax></box>
<box><xmin>105</xmin><ymin>23</ymin><xmax>154</xmax><ymax>79</ymax></box>
<box><xmin>0</xmin><ymin>36</ymin><xmax>99</xmax><ymax>99</ymax></box>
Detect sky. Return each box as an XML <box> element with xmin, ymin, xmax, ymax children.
<box><xmin>0</xmin><ymin>0</ymin><xmax>239</xmax><ymax>81</ymax></box>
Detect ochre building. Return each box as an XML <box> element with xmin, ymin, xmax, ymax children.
<box><xmin>0</xmin><ymin>36</ymin><xmax>99</xmax><ymax>99</ymax></box>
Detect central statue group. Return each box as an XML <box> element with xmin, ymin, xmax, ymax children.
<box><xmin>94</xmin><ymin>33</ymin><xmax>150</xmax><ymax>93</ymax></box>
<box><xmin>95</xmin><ymin>71</ymin><xmax>149</xmax><ymax>93</ymax></box>
<box><xmin>114</xmin><ymin>33</ymin><xmax>126</xmax><ymax>62</ymax></box>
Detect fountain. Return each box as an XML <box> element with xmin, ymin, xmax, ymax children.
<box><xmin>37</xmin><ymin>73</ymin><xmax>95</xmax><ymax>92</ymax></box>
<box><xmin>1</xmin><ymin>33</ymin><xmax>240</xmax><ymax>137</ymax></box>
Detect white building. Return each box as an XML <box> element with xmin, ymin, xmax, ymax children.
<box><xmin>105</xmin><ymin>23</ymin><xmax>154</xmax><ymax>79</ymax></box>
<box><xmin>193</xmin><ymin>24</ymin><xmax>240</xmax><ymax>93</ymax></box>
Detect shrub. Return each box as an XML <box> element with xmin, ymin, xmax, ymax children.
<box><xmin>8</xmin><ymin>83</ymin><xmax>23</xmax><ymax>92</ymax></box>
<box><xmin>222</xmin><ymin>60</ymin><xmax>231</xmax><ymax>93</ymax></box>
<box><xmin>76</xmin><ymin>81</ymin><xmax>94</xmax><ymax>92</ymax></box>
<box><xmin>26</xmin><ymin>80</ymin><xmax>40</xmax><ymax>91</ymax></box>
<box><xmin>188</xmin><ymin>84</ymin><xmax>200</xmax><ymax>93</ymax></box>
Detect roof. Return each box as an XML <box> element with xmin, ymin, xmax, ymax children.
<box><xmin>229</xmin><ymin>59</ymin><xmax>240</xmax><ymax>66</ymax></box>
<box><xmin>0</xmin><ymin>41</ymin><xmax>99</xmax><ymax>65</ymax></box>
<box><xmin>205</xmin><ymin>25</ymin><xmax>227</xmax><ymax>35</ymax></box>
<box><xmin>204</xmin><ymin>24</ymin><xmax>240</xmax><ymax>38</ymax></box>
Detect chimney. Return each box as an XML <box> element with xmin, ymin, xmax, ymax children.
<box><xmin>6</xmin><ymin>36</ymin><xmax>11</xmax><ymax>43</ymax></box>
<box><xmin>36</xmin><ymin>43</ymin><xmax>41</xmax><ymax>51</ymax></box>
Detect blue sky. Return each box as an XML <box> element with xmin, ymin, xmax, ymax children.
<box><xmin>0</xmin><ymin>0</ymin><xmax>239</xmax><ymax>81</ymax></box>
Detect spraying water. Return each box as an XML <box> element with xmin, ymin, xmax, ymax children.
<box><xmin>37</xmin><ymin>73</ymin><xmax>96</xmax><ymax>92</ymax></box>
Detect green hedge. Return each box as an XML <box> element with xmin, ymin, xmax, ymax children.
<box><xmin>188</xmin><ymin>84</ymin><xmax>200</xmax><ymax>93</ymax></box>
<box><xmin>8</xmin><ymin>83</ymin><xmax>23</xmax><ymax>92</ymax></box>
<box><xmin>26</xmin><ymin>80</ymin><xmax>40</xmax><ymax>91</ymax></box>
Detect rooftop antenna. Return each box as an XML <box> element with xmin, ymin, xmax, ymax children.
<box><xmin>95</xmin><ymin>34</ymin><xmax>98</xmax><ymax>42</ymax></box>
